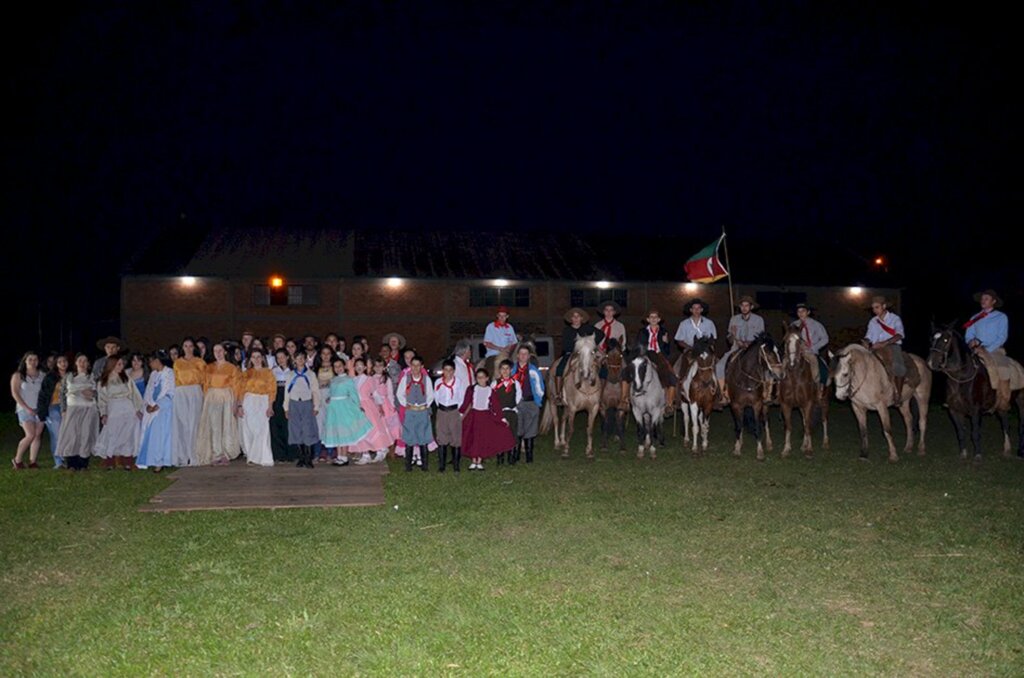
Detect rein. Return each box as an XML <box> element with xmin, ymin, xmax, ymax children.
<box><xmin>929</xmin><ymin>343</ymin><xmax>979</xmax><ymax>384</ymax></box>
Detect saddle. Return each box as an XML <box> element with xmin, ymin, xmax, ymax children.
<box><xmin>974</xmin><ymin>348</ymin><xmax>1023</xmax><ymax>412</ymax></box>
<box><xmin>871</xmin><ymin>346</ymin><xmax>919</xmax><ymax>405</ymax></box>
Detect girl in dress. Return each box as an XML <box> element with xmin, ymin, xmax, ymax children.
<box><xmin>315</xmin><ymin>345</ymin><xmax>336</xmax><ymax>462</ymax></box>
<box><xmin>173</xmin><ymin>337</ymin><xmax>206</xmax><ymax>467</ymax></box>
<box><xmin>323</xmin><ymin>357</ymin><xmax>372</xmax><ymax>466</ymax></box>
<box><xmin>348</xmin><ymin>357</ymin><xmax>394</xmax><ymax>464</ymax></box>
<box><xmin>396</xmin><ymin>355</ymin><xmax>436</xmax><ymax>472</ymax></box>
<box><xmin>492</xmin><ymin>360</ymin><xmax>522</xmax><ymax>465</ymax></box>
<box><xmin>460</xmin><ymin>368</ymin><xmax>516</xmax><ymax>471</ymax></box>
<box><xmin>370</xmin><ymin>357</ymin><xmax>401</xmax><ymax>458</ymax></box>
<box><xmin>10</xmin><ymin>351</ymin><xmax>45</xmax><ymax>469</ymax></box>
<box><xmin>270</xmin><ymin>348</ymin><xmax>294</xmax><ymax>462</ymax></box>
<box><xmin>37</xmin><ymin>354</ymin><xmax>69</xmax><ymax>468</ymax></box>
<box><xmin>235</xmin><ymin>347</ymin><xmax>275</xmax><ymax>467</ymax></box>
<box><xmin>127</xmin><ymin>352</ymin><xmax>148</xmax><ymax>399</ymax></box>
<box><xmin>284</xmin><ymin>351</ymin><xmax>321</xmax><ymax>468</ymax></box>
<box><xmin>94</xmin><ymin>356</ymin><xmax>144</xmax><ymax>470</ymax></box>
<box><xmin>56</xmin><ymin>354</ymin><xmax>101</xmax><ymax>471</ymax></box>
<box><xmin>136</xmin><ymin>351</ymin><xmax>175</xmax><ymax>472</ymax></box>
<box><xmin>195</xmin><ymin>342</ymin><xmax>241</xmax><ymax>465</ymax></box>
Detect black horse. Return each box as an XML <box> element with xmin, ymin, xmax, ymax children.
<box><xmin>724</xmin><ymin>332</ymin><xmax>784</xmax><ymax>460</ymax></box>
<box><xmin>927</xmin><ymin>324</ymin><xmax>1024</xmax><ymax>460</ymax></box>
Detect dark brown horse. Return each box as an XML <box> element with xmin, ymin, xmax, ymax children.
<box><xmin>679</xmin><ymin>336</ymin><xmax>718</xmax><ymax>455</ymax></box>
<box><xmin>927</xmin><ymin>325</ymin><xmax>1024</xmax><ymax>461</ymax></box>
<box><xmin>778</xmin><ymin>326</ymin><xmax>830</xmax><ymax>457</ymax></box>
<box><xmin>724</xmin><ymin>332</ymin><xmax>784</xmax><ymax>460</ymax></box>
<box><xmin>599</xmin><ymin>339</ymin><xmax>630</xmax><ymax>452</ymax></box>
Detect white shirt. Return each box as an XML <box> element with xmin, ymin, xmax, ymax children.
<box><xmin>865</xmin><ymin>312</ymin><xmax>904</xmax><ymax>345</ymax></box>
<box><xmin>674</xmin><ymin>317</ymin><xmax>718</xmax><ymax>346</ymax></box>
<box><xmin>470</xmin><ymin>384</ymin><xmax>493</xmax><ymax>411</ymax></box>
<box><xmin>434</xmin><ymin>375</ymin><xmax>465</xmax><ymax>408</ymax></box>
<box><xmin>396</xmin><ymin>372</ymin><xmax>435</xmax><ymax>407</ymax></box>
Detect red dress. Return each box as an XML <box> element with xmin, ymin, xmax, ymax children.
<box><xmin>460</xmin><ymin>385</ymin><xmax>516</xmax><ymax>459</ymax></box>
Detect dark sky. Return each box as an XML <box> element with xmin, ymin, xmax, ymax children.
<box><xmin>2</xmin><ymin>2</ymin><xmax>1019</xmax><ymax>362</ymax></box>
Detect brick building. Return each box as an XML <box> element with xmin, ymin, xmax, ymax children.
<box><xmin>122</xmin><ymin>228</ymin><xmax>900</xmax><ymax>359</ymax></box>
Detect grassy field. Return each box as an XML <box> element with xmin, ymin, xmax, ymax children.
<box><xmin>2</xmin><ymin>406</ymin><xmax>1023</xmax><ymax>676</ymax></box>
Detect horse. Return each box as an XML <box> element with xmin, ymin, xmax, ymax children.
<box><xmin>777</xmin><ymin>326</ymin><xmax>830</xmax><ymax>457</ymax></box>
<box><xmin>724</xmin><ymin>332</ymin><xmax>783</xmax><ymax>460</ymax></box>
<box><xmin>599</xmin><ymin>338</ymin><xmax>630</xmax><ymax>453</ymax></box>
<box><xmin>832</xmin><ymin>344</ymin><xmax>931</xmax><ymax>462</ymax></box>
<box><xmin>927</xmin><ymin>325</ymin><xmax>1024</xmax><ymax>460</ymax></box>
<box><xmin>540</xmin><ymin>334</ymin><xmax>603</xmax><ymax>458</ymax></box>
<box><xmin>477</xmin><ymin>344</ymin><xmax>513</xmax><ymax>378</ymax></box>
<box><xmin>678</xmin><ymin>336</ymin><xmax>718</xmax><ymax>456</ymax></box>
<box><xmin>629</xmin><ymin>351</ymin><xmax>666</xmax><ymax>458</ymax></box>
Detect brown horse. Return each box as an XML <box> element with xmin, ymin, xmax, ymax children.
<box><xmin>833</xmin><ymin>344</ymin><xmax>931</xmax><ymax>462</ymax></box>
<box><xmin>678</xmin><ymin>336</ymin><xmax>718</xmax><ymax>455</ymax></box>
<box><xmin>599</xmin><ymin>339</ymin><xmax>630</xmax><ymax>452</ymax></box>
<box><xmin>540</xmin><ymin>334</ymin><xmax>603</xmax><ymax>458</ymax></box>
<box><xmin>778</xmin><ymin>326</ymin><xmax>830</xmax><ymax>457</ymax></box>
<box><xmin>724</xmin><ymin>332</ymin><xmax>784</xmax><ymax>460</ymax></box>
<box><xmin>477</xmin><ymin>345</ymin><xmax>513</xmax><ymax>377</ymax></box>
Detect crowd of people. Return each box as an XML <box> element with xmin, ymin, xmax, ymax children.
<box><xmin>8</xmin><ymin>289</ymin><xmax>1012</xmax><ymax>471</ymax></box>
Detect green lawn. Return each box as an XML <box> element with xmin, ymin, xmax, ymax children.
<box><xmin>2</xmin><ymin>407</ymin><xmax>1023</xmax><ymax>676</ymax></box>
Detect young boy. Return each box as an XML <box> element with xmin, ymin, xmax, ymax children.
<box><xmin>492</xmin><ymin>360</ymin><xmax>522</xmax><ymax>464</ymax></box>
<box><xmin>396</xmin><ymin>355</ymin><xmax>436</xmax><ymax>472</ymax></box>
<box><xmin>433</xmin><ymin>359</ymin><xmax>466</xmax><ymax>472</ymax></box>
<box><xmin>283</xmin><ymin>352</ymin><xmax>321</xmax><ymax>468</ymax></box>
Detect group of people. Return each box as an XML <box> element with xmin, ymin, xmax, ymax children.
<box><xmin>9</xmin><ymin>289</ymin><xmax>1013</xmax><ymax>470</ymax></box>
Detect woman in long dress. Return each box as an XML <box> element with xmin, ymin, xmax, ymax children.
<box><xmin>236</xmin><ymin>348</ymin><xmax>275</xmax><ymax>466</ymax></box>
<box><xmin>349</xmin><ymin>357</ymin><xmax>395</xmax><ymax>464</ymax></box>
<box><xmin>315</xmin><ymin>345</ymin><xmax>335</xmax><ymax>462</ymax></box>
<box><xmin>195</xmin><ymin>342</ymin><xmax>241</xmax><ymax>466</ymax></box>
<box><xmin>94</xmin><ymin>356</ymin><xmax>144</xmax><ymax>470</ymax></box>
<box><xmin>172</xmin><ymin>337</ymin><xmax>205</xmax><ymax>466</ymax></box>
<box><xmin>136</xmin><ymin>352</ymin><xmax>175</xmax><ymax>472</ymax></box>
<box><xmin>55</xmin><ymin>354</ymin><xmax>101</xmax><ymax>471</ymax></box>
<box><xmin>322</xmin><ymin>356</ymin><xmax>372</xmax><ymax>466</ymax></box>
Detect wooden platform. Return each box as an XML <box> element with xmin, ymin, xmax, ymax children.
<box><xmin>139</xmin><ymin>461</ymin><xmax>389</xmax><ymax>512</ymax></box>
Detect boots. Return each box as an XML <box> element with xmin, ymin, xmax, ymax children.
<box><xmin>452</xmin><ymin>446</ymin><xmax>461</xmax><ymax>473</ymax></box>
<box><xmin>893</xmin><ymin>376</ymin><xmax>905</xmax><ymax>406</ymax></box>
<box><xmin>404</xmin><ymin>446</ymin><xmax>414</xmax><ymax>472</ymax></box>
<box><xmin>497</xmin><ymin>451</ymin><xmax>505</xmax><ymax>465</ymax></box>
<box><xmin>525</xmin><ymin>437</ymin><xmax>534</xmax><ymax>463</ymax></box>
<box><xmin>438</xmin><ymin>445</ymin><xmax>448</xmax><ymax>473</ymax></box>
<box><xmin>296</xmin><ymin>445</ymin><xmax>306</xmax><ymax>468</ymax></box>
<box><xmin>509</xmin><ymin>438</ymin><xmax>520</xmax><ymax>465</ymax></box>
<box><xmin>419</xmin><ymin>446</ymin><xmax>428</xmax><ymax>472</ymax></box>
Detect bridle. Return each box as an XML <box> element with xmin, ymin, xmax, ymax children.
<box><xmin>929</xmin><ymin>332</ymin><xmax>979</xmax><ymax>384</ymax></box>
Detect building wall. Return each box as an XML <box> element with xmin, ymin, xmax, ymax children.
<box><xmin>122</xmin><ymin>276</ymin><xmax>899</xmax><ymax>359</ymax></box>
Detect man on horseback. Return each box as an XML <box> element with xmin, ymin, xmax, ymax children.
<box><xmin>717</xmin><ymin>295</ymin><xmax>764</xmax><ymax>405</ymax></box>
<box><xmin>965</xmin><ymin>289</ymin><xmax>1013</xmax><ymax>411</ymax></box>
<box><xmin>674</xmin><ymin>298</ymin><xmax>718</xmax><ymax>353</ymax></box>
<box><xmin>863</xmin><ymin>295</ymin><xmax>907</xmax><ymax>406</ymax></box>
<box><xmin>635</xmin><ymin>309</ymin><xmax>677</xmax><ymax>389</ymax></box>
<box><xmin>484</xmin><ymin>306</ymin><xmax>518</xmax><ymax>358</ymax></box>
<box><xmin>595</xmin><ymin>300</ymin><xmax>626</xmax><ymax>392</ymax></box>
<box><xmin>554</xmin><ymin>307</ymin><xmax>598</xmax><ymax>404</ymax></box>
<box><xmin>791</xmin><ymin>303</ymin><xmax>830</xmax><ymax>397</ymax></box>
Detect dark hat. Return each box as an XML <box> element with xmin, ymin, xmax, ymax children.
<box><xmin>973</xmin><ymin>289</ymin><xmax>1003</xmax><ymax>308</ymax></box>
<box><xmin>514</xmin><ymin>340</ymin><xmax>538</xmax><ymax>358</ymax></box>
<box><xmin>683</xmin><ymin>298</ymin><xmax>710</xmax><ymax>316</ymax></box>
<box><xmin>597</xmin><ymin>300</ymin><xmax>622</xmax><ymax>315</ymax></box>
<box><xmin>736</xmin><ymin>295</ymin><xmax>758</xmax><ymax>310</ymax></box>
<box><xmin>795</xmin><ymin>302</ymin><xmax>814</xmax><ymax>314</ymax></box>
<box><xmin>382</xmin><ymin>332</ymin><xmax>407</xmax><ymax>348</ymax></box>
<box><xmin>564</xmin><ymin>307</ymin><xmax>590</xmax><ymax>323</ymax></box>
<box><xmin>96</xmin><ymin>336</ymin><xmax>126</xmax><ymax>351</ymax></box>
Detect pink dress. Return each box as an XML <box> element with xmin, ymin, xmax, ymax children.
<box><xmin>350</xmin><ymin>376</ymin><xmax>397</xmax><ymax>453</ymax></box>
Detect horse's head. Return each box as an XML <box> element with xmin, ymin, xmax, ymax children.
<box><xmin>927</xmin><ymin>323</ymin><xmax>964</xmax><ymax>372</ymax></box>
<box><xmin>574</xmin><ymin>333</ymin><xmax>598</xmax><ymax>381</ymax></box>
<box><xmin>833</xmin><ymin>349</ymin><xmax>855</xmax><ymax>400</ymax></box>
<box><xmin>754</xmin><ymin>332</ymin><xmax>784</xmax><ymax>380</ymax></box>
<box><xmin>630</xmin><ymin>355</ymin><xmax>652</xmax><ymax>394</ymax></box>
<box><xmin>692</xmin><ymin>336</ymin><xmax>716</xmax><ymax>369</ymax></box>
<box><xmin>782</xmin><ymin>327</ymin><xmax>803</xmax><ymax>369</ymax></box>
<box><xmin>604</xmin><ymin>338</ymin><xmax>624</xmax><ymax>377</ymax></box>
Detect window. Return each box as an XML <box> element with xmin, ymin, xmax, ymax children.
<box><xmin>755</xmin><ymin>290</ymin><xmax>807</xmax><ymax>311</ymax></box>
<box><xmin>570</xmin><ymin>288</ymin><xmax>628</xmax><ymax>310</ymax></box>
<box><xmin>254</xmin><ymin>284</ymin><xmax>320</xmax><ymax>307</ymax></box>
<box><xmin>469</xmin><ymin>287</ymin><xmax>530</xmax><ymax>308</ymax></box>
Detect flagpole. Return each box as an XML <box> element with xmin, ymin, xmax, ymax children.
<box><xmin>721</xmin><ymin>224</ymin><xmax>735</xmax><ymax>313</ymax></box>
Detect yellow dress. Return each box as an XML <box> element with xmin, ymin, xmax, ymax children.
<box><xmin>194</xmin><ymin>362</ymin><xmax>241</xmax><ymax>465</ymax></box>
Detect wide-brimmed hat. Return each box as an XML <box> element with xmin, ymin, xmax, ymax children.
<box><xmin>597</xmin><ymin>300</ymin><xmax>621</xmax><ymax>315</ymax></box>
<box><xmin>683</xmin><ymin>298</ymin><xmax>710</xmax><ymax>316</ymax></box>
<box><xmin>794</xmin><ymin>302</ymin><xmax>814</xmax><ymax>314</ymax></box>
<box><xmin>514</xmin><ymin>340</ymin><xmax>538</xmax><ymax>358</ymax></box>
<box><xmin>95</xmin><ymin>336</ymin><xmax>126</xmax><ymax>351</ymax></box>
<box><xmin>564</xmin><ymin>307</ymin><xmax>590</xmax><ymax>323</ymax></box>
<box><xmin>736</xmin><ymin>295</ymin><xmax>758</xmax><ymax>310</ymax></box>
<box><xmin>382</xmin><ymin>332</ymin><xmax>407</xmax><ymax>348</ymax></box>
<box><xmin>973</xmin><ymin>289</ymin><xmax>1003</xmax><ymax>308</ymax></box>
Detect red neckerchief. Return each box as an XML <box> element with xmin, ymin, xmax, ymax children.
<box><xmin>494</xmin><ymin>320</ymin><xmax>508</xmax><ymax>329</ymax></box>
<box><xmin>876</xmin><ymin>314</ymin><xmax>898</xmax><ymax>336</ymax></box>
<box><xmin>390</xmin><ymin>349</ymin><xmax>399</xmax><ymax>360</ymax></box>
<box><xmin>512</xmin><ymin>363</ymin><xmax>529</xmax><ymax>387</ymax></box>
<box><xmin>963</xmin><ymin>311</ymin><xmax>989</xmax><ymax>330</ymax></box>
<box><xmin>498</xmin><ymin>377</ymin><xmax>515</xmax><ymax>393</ymax></box>
<box><xmin>801</xmin><ymin>320</ymin><xmax>811</xmax><ymax>347</ymax></box>
<box><xmin>600</xmin><ymin>319</ymin><xmax>613</xmax><ymax>339</ymax></box>
<box><xmin>438</xmin><ymin>376</ymin><xmax>456</xmax><ymax>398</ymax></box>
<box><xmin>461</xmin><ymin>357</ymin><xmax>474</xmax><ymax>385</ymax></box>
<box><xmin>648</xmin><ymin>325</ymin><xmax>659</xmax><ymax>352</ymax></box>
<box><xmin>405</xmin><ymin>373</ymin><xmax>424</xmax><ymax>393</ymax></box>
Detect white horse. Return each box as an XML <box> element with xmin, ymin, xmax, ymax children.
<box><xmin>540</xmin><ymin>335</ymin><xmax>603</xmax><ymax>458</ymax></box>
<box><xmin>629</xmin><ymin>353</ymin><xmax>666</xmax><ymax>459</ymax></box>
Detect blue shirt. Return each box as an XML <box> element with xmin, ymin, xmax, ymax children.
<box><xmin>865</xmin><ymin>312</ymin><xmax>905</xmax><ymax>345</ymax></box>
<box><xmin>674</xmin><ymin>317</ymin><xmax>717</xmax><ymax>347</ymax></box>
<box><xmin>965</xmin><ymin>309</ymin><xmax>1008</xmax><ymax>351</ymax></box>
<box><xmin>484</xmin><ymin>322</ymin><xmax>518</xmax><ymax>357</ymax></box>
<box><xmin>511</xmin><ymin>362</ymin><xmax>545</xmax><ymax>406</ymax></box>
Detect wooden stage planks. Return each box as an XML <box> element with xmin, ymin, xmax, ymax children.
<box><xmin>140</xmin><ymin>461</ymin><xmax>389</xmax><ymax>512</ymax></box>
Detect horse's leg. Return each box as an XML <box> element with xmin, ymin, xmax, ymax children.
<box><xmin>800</xmin><ymin>402</ymin><xmax>813</xmax><ymax>456</ymax></box>
<box><xmin>585</xmin><ymin>407</ymin><xmax>598</xmax><ymax>459</ymax></box>
<box><xmin>565</xmin><ymin>407</ymin><xmax>578</xmax><ymax>458</ymax></box>
<box><xmin>899</xmin><ymin>401</ymin><xmax>914</xmax><ymax>455</ymax></box>
<box><xmin>618</xmin><ymin>409</ymin><xmax>627</xmax><ymax>452</ymax></box>
<box><xmin>637</xmin><ymin>413</ymin><xmax>647</xmax><ymax>458</ymax></box>
<box><xmin>686</xmin><ymin>403</ymin><xmax>698</xmax><ymax>454</ymax></box>
<box><xmin>852</xmin><ymin>402</ymin><xmax>870</xmax><ymax>460</ymax></box>
<box><xmin>914</xmin><ymin>391</ymin><xmax>927</xmax><ymax>456</ymax></box>
<box><xmin>700</xmin><ymin>406</ymin><xmax>710</xmax><ymax>454</ymax></box>
<box><xmin>970</xmin><ymin>408</ymin><xmax>983</xmax><ymax>462</ymax></box>
<box><xmin>949</xmin><ymin>409</ymin><xmax>969</xmax><ymax>460</ymax></box>
<box><xmin>650</xmin><ymin>418</ymin><xmax>659</xmax><ymax>460</ymax></box>
<box><xmin>762</xmin><ymin>405</ymin><xmax>773</xmax><ymax>452</ymax></box>
<box><xmin>558</xmin><ymin>406</ymin><xmax>570</xmax><ymax>458</ymax></box>
<box><xmin>754</xmin><ymin>402</ymin><xmax>766</xmax><ymax>461</ymax></box>
<box><xmin>996</xmin><ymin>409</ymin><xmax>1011</xmax><ymax>458</ymax></box>
<box><xmin>731</xmin><ymin>403</ymin><xmax>743</xmax><ymax>457</ymax></box>
<box><xmin>781</xmin><ymin>403</ymin><xmax>793</xmax><ymax>458</ymax></box>
<box><xmin>876</xmin><ymin>405</ymin><xmax>898</xmax><ymax>463</ymax></box>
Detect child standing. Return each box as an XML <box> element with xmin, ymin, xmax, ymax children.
<box><xmin>322</xmin><ymin>357</ymin><xmax>372</xmax><ymax>466</ymax></box>
<box><xmin>136</xmin><ymin>352</ymin><xmax>176</xmax><ymax>472</ymax></box>
<box><xmin>511</xmin><ymin>343</ymin><xmax>545</xmax><ymax>463</ymax></box>
<box><xmin>491</xmin><ymin>359</ymin><xmax>522</xmax><ymax>465</ymax></box>
<box><xmin>396</xmin><ymin>355</ymin><xmax>435</xmax><ymax>472</ymax></box>
<box><xmin>56</xmin><ymin>354</ymin><xmax>101</xmax><ymax>471</ymax></box>
<box><xmin>284</xmin><ymin>351</ymin><xmax>321</xmax><ymax>468</ymax></box>
<box><xmin>433</xmin><ymin>359</ymin><xmax>466</xmax><ymax>472</ymax></box>
<box><xmin>460</xmin><ymin>368</ymin><xmax>516</xmax><ymax>471</ymax></box>
<box><xmin>349</xmin><ymin>357</ymin><xmax>395</xmax><ymax>464</ymax></box>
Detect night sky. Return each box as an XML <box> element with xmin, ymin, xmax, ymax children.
<box><xmin>2</xmin><ymin>2</ymin><xmax>1019</xmax><ymax>366</ymax></box>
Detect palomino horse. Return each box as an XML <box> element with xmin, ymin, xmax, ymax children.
<box><xmin>927</xmin><ymin>325</ymin><xmax>1024</xmax><ymax>460</ymax></box>
<box><xmin>833</xmin><ymin>344</ymin><xmax>931</xmax><ymax>462</ymax></box>
<box><xmin>477</xmin><ymin>345</ymin><xmax>513</xmax><ymax>378</ymax></box>
<box><xmin>678</xmin><ymin>336</ymin><xmax>717</xmax><ymax>456</ymax></box>
<box><xmin>540</xmin><ymin>334</ymin><xmax>603</xmax><ymax>458</ymax></box>
<box><xmin>599</xmin><ymin>339</ymin><xmax>630</xmax><ymax>453</ymax></box>
<box><xmin>778</xmin><ymin>326</ymin><xmax>830</xmax><ymax>457</ymax></box>
<box><xmin>724</xmin><ymin>332</ymin><xmax>783</xmax><ymax>460</ymax></box>
<box><xmin>629</xmin><ymin>351</ymin><xmax>666</xmax><ymax>459</ymax></box>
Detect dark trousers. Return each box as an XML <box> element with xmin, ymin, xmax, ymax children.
<box><xmin>66</xmin><ymin>455</ymin><xmax>90</xmax><ymax>470</ymax></box>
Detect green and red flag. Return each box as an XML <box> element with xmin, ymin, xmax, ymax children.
<box><xmin>684</xmin><ymin>235</ymin><xmax>729</xmax><ymax>283</ymax></box>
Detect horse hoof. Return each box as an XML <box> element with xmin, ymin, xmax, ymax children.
<box><xmin>585</xmin><ymin>452</ymin><xmax>594</xmax><ymax>459</ymax></box>
<box><xmin>560</xmin><ymin>452</ymin><xmax>570</xmax><ymax>459</ymax></box>
<box><xmin>959</xmin><ymin>451</ymin><xmax>968</xmax><ymax>460</ymax></box>
<box><xmin>888</xmin><ymin>456</ymin><xmax>899</xmax><ymax>464</ymax></box>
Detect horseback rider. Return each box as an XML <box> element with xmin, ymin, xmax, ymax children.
<box><xmin>595</xmin><ymin>300</ymin><xmax>627</xmax><ymax>392</ymax></box>
<box><xmin>791</xmin><ymin>303</ymin><xmax>830</xmax><ymax>396</ymax></box>
<box><xmin>718</xmin><ymin>295</ymin><xmax>765</xmax><ymax>405</ymax></box>
<box><xmin>863</xmin><ymin>295</ymin><xmax>906</xmax><ymax>406</ymax></box>
<box><xmin>965</xmin><ymin>289</ymin><xmax>1012</xmax><ymax>411</ymax></box>
<box><xmin>674</xmin><ymin>298</ymin><xmax>718</xmax><ymax>353</ymax></box>
<box><xmin>483</xmin><ymin>306</ymin><xmax>518</xmax><ymax>358</ymax></box>
<box><xmin>554</xmin><ymin>307</ymin><xmax>598</xmax><ymax>404</ymax></box>
<box><xmin>635</xmin><ymin>309</ymin><xmax>677</xmax><ymax>389</ymax></box>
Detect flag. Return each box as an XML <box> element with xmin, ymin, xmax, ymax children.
<box><xmin>684</xmin><ymin>235</ymin><xmax>729</xmax><ymax>283</ymax></box>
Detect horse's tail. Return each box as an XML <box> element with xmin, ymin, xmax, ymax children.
<box><xmin>540</xmin><ymin>397</ymin><xmax>556</xmax><ymax>435</ymax></box>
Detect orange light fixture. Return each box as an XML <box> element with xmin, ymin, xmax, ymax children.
<box><xmin>874</xmin><ymin>257</ymin><xmax>884</xmax><ymax>266</ymax></box>
<box><xmin>270</xmin><ymin>276</ymin><xmax>284</xmax><ymax>288</ymax></box>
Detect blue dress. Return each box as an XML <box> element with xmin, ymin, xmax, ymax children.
<box><xmin>137</xmin><ymin>370</ymin><xmax>175</xmax><ymax>468</ymax></box>
<box><xmin>322</xmin><ymin>375</ymin><xmax>372</xmax><ymax>447</ymax></box>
